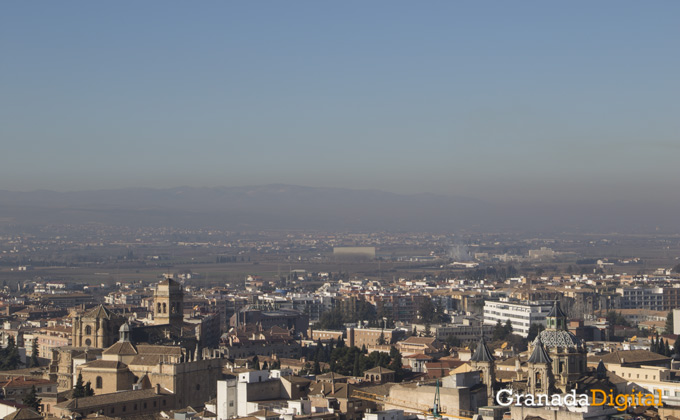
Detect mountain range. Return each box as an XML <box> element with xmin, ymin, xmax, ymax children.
<box><xmin>0</xmin><ymin>185</ymin><xmax>677</xmax><ymax>233</ymax></box>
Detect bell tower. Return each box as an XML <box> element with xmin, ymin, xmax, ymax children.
<box><xmin>526</xmin><ymin>337</ymin><xmax>555</xmax><ymax>395</ymax></box>
<box><xmin>469</xmin><ymin>337</ymin><xmax>496</xmax><ymax>405</ymax></box>
<box><xmin>154</xmin><ymin>278</ymin><xmax>184</xmax><ymax>327</ymax></box>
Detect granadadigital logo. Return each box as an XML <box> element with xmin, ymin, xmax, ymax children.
<box><xmin>496</xmin><ymin>389</ymin><xmax>663</xmax><ymax>412</ymax></box>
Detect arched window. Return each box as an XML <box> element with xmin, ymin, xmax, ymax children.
<box><xmin>96</xmin><ymin>376</ymin><xmax>103</xmax><ymax>389</ymax></box>
<box><xmin>163</xmin><ymin>303</ymin><xmax>167</xmax><ymax>313</ymax></box>
<box><xmin>85</xmin><ymin>325</ymin><xmax>92</xmax><ymax>335</ymax></box>
<box><xmin>157</xmin><ymin>303</ymin><xmax>162</xmax><ymax>313</ymax></box>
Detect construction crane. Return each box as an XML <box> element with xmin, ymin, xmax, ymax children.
<box><xmin>432</xmin><ymin>379</ymin><xmax>442</xmax><ymax>418</ymax></box>
<box><xmin>351</xmin><ymin>380</ymin><xmax>473</xmax><ymax>420</ymax></box>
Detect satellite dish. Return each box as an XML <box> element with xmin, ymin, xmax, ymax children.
<box><xmin>631</xmin><ymin>336</ymin><xmax>637</xmax><ymax>342</ymax></box>
<box><xmin>501</xmin><ymin>342</ymin><xmax>508</xmax><ymax>349</ymax></box>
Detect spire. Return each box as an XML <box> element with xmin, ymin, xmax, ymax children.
<box><xmin>527</xmin><ymin>338</ymin><xmax>552</xmax><ymax>364</ymax></box>
<box><xmin>470</xmin><ymin>337</ymin><xmax>494</xmax><ymax>362</ymax></box>
<box><xmin>596</xmin><ymin>359</ymin><xmax>607</xmax><ymax>379</ymax></box>
<box><xmin>546</xmin><ymin>299</ymin><xmax>567</xmax><ymax>330</ymax></box>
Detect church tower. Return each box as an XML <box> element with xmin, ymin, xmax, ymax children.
<box><xmin>526</xmin><ymin>337</ymin><xmax>555</xmax><ymax>395</ymax></box>
<box><xmin>536</xmin><ymin>299</ymin><xmax>587</xmax><ymax>388</ymax></box>
<box><xmin>72</xmin><ymin>305</ymin><xmax>125</xmax><ymax>348</ymax></box>
<box><xmin>469</xmin><ymin>337</ymin><xmax>496</xmax><ymax>404</ymax></box>
<box><xmin>154</xmin><ymin>278</ymin><xmax>184</xmax><ymax>327</ymax></box>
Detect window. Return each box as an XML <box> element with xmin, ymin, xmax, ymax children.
<box><xmin>85</xmin><ymin>326</ymin><xmax>92</xmax><ymax>335</ymax></box>
<box><xmin>96</xmin><ymin>376</ymin><xmax>103</xmax><ymax>389</ymax></box>
<box><xmin>85</xmin><ymin>338</ymin><xmax>92</xmax><ymax>346</ymax></box>
<box><xmin>196</xmin><ymin>384</ymin><xmax>200</xmax><ymax>390</ymax></box>
<box><xmin>144</xmin><ymin>403</ymin><xmax>147</xmax><ymax>409</ymax></box>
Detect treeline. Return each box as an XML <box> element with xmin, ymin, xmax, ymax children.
<box><xmin>297</xmin><ymin>338</ymin><xmax>405</xmax><ymax>380</ymax></box>
<box><xmin>463</xmin><ymin>265</ymin><xmax>518</xmax><ymax>281</ymax></box>
<box><xmin>316</xmin><ymin>301</ymin><xmax>386</xmax><ymax>330</ymax></box>
<box><xmin>650</xmin><ymin>335</ymin><xmax>678</xmax><ymax>358</ymax></box>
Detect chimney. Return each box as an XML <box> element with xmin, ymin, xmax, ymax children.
<box><xmin>155</xmin><ymin>383</ymin><xmax>161</xmax><ymax>394</ymax></box>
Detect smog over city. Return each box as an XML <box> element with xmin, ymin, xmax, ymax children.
<box><xmin>1</xmin><ymin>3</ymin><xmax>680</xmax><ymax>420</ymax></box>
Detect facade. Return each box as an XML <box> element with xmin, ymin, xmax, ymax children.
<box><xmin>72</xmin><ymin>305</ymin><xmax>126</xmax><ymax>348</ymax></box>
<box><xmin>483</xmin><ymin>300</ymin><xmax>552</xmax><ymax>337</ymax></box>
<box><xmin>216</xmin><ymin>371</ymin><xmax>311</xmax><ymax>420</ymax></box>
<box><xmin>52</xmin><ymin>387</ymin><xmax>176</xmax><ymax>418</ymax></box>
<box><xmin>616</xmin><ymin>286</ymin><xmax>664</xmax><ymax>311</ymax></box>
<box><xmin>154</xmin><ymin>278</ymin><xmax>184</xmax><ymax>327</ymax></box>
<box><xmin>346</xmin><ymin>327</ymin><xmax>401</xmax><ymax>349</ymax></box>
<box><xmin>363</xmin><ymin>366</ymin><xmax>395</xmax><ymax>384</ymax></box>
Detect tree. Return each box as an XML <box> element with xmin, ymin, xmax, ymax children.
<box><xmin>606</xmin><ymin>311</ymin><xmax>630</xmax><ymax>327</ymax></box>
<box><xmin>419</xmin><ymin>300</ymin><xmax>436</xmax><ymax>324</ymax></box>
<box><xmin>23</xmin><ymin>386</ymin><xmax>41</xmax><ymax>412</ymax></box>
<box><xmin>262</xmin><ymin>361</ymin><xmax>269</xmax><ymax>370</ymax></box>
<box><xmin>504</xmin><ymin>319</ymin><xmax>513</xmax><ymax>336</ymax></box>
<box><xmin>527</xmin><ymin>323</ymin><xmax>545</xmax><ymax>342</ymax></box>
<box><xmin>665</xmin><ymin>311</ymin><xmax>674</xmax><ymax>335</ymax></box>
<box><xmin>85</xmin><ymin>381</ymin><xmax>94</xmax><ymax>397</ymax></box>
<box><xmin>352</xmin><ymin>357</ymin><xmax>360</xmax><ymax>377</ymax></box>
<box><xmin>73</xmin><ymin>373</ymin><xmax>86</xmax><ymax>398</ymax></box>
<box><xmin>388</xmin><ymin>346</ymin><xmax>405</xmax><ymax>382</ymax></box>
<box><xmin>27</xmin><ymin>340</ymin><xmax>39</xmax><ymax>368</ymax></box>
<box><xmin>2</xmin><ymin>336</ymin><xmax>21</xmax><ymax>370</ymax></box>
<box><xmin>674</xmin><ymin>335</ymin><xmax>680</xmax><ymax>355</ymax></box>
<box><xmin>317</xmin><ymin>309</ymin><xmax>345</xmax><ymax>330</ymax></box>
<box><xmin>492</xmin><ymin>320</ymin><xmax>506</xmax><ymax>341</ymax></box>
<box><xmin>313</xmin><ymin>360</ymin><xmax>321</xmax><ymax>375</ymax></box>
<box><xmin>445</xmin><ymin>335</ymin><xmax>461</xmax><ymax>348</ymax></box>
<box><xmin>378</xmin><ymin>332</ymin><xmax>386</xmax><ymax>345</ymax></box>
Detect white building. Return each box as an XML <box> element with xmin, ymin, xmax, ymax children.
<box><xmin>616</xmin><ymin>287</ymin><xmax>664</xmax><ymax>311</ymax></box>
<box><xmin>483</xmin><ymin>300</ymin><xmax>553</xmax><ymax>337</ymax></box>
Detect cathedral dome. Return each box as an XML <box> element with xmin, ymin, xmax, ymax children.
<box><xmin>534</xmin><ymin>329</ymin><xmax>583</xmax><ymax>350</ymax></box>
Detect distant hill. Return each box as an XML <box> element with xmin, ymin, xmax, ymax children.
<box><xmin>0</xmin><ymin>185</ymin><xmax>677</xmax><ymax>233</ymax></box>
<box><xmin>0</xmin><ymin>185</ymin><xmax>493</xmax><ymax>231</ymax></box>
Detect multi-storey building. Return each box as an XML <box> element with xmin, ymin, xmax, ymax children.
<box><xmin>483</xmin><ymin>300</ymin><xmax>553</xmax><ymax>337</ymax></box>
<box><xmin>616</xmin><ymin>286</ymin><xmax>664</xmax><ymax>311</ymax></box>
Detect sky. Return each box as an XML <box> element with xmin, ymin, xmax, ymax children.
<box><xmin>1</xmin><ymin>1</ymin><xmax>679</xmax><ymax>205</ymax></box>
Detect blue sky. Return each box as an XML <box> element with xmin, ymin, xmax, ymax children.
<box><xmin>1</xmin><ymin>1</ymin><xmax>679</xmax><ymax>203</ymax></box>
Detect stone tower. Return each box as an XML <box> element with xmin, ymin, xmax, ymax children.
<box><xmin>526</xmin><ymin>337</ymin><xmax>555</xmax><ymax>395</ymax></box>
<box><xmin>469</xmin><ymin>337</ymin><xmax>496</xmax><ymax>404</ymax></box>
<box><xmin>535</xmin><ymin>299</ymin><xmax>587</xmax><ymax>388</ymax></box>
<box><xmin>72</xmin><ymin>305</ymin><xmax>125</xmax><ymax>348</ymax></box>
<box><xmin>154</xmin><ymin>278</ymin><xmax>184</xmax><ymax>327</ymax></box>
